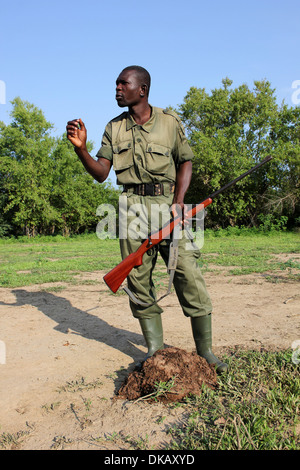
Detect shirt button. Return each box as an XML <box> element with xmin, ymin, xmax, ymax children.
<box><xmin>137</xmin><ymin>138</ymin><xmax>142</xmax><ymax>143</ymax></box>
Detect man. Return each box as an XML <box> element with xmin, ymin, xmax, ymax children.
<box><xmin>66</xmin><ymin>65</ymin><xmax>228</xmax><ymax>373</ymax></box>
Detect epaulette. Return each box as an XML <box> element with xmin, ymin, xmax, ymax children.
<box><xmin>163</xmin><ymin>107</ymin><xmax>187</xmax><ymax>138</ymax></box>
<box><xmin>163</xmin><ymin>107</ymin><xmax>181</xmax><ymax>122</ymax></box>
<box><xmin>110</xmin><ymin>111</ymin><xmax>128</xmax><ymax>123</ymax></box>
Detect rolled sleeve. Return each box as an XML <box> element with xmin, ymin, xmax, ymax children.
<box><xmin>174</xmin><ymin>120</ymin><xmax>194</xmax><ymax>165</ymax></box>
<box><xmin>96</xmin><ymin>123</ymin><xmax>113</xmax><ymax>161</ymax></box>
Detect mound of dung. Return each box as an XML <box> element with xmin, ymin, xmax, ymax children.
<box><xmin>117</xmin><ymin>347</ymin><xmax>218</xmax><ymax>403</ymax></box>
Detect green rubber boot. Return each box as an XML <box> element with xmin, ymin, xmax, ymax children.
<box><xmin>138</xmin><ymin>314</ymin><xmax>164</xmax><ymax>363</ymax></box>
<box><xmin>191</xmin><ymin>314</ymin><xmax>228</xmax><ymax>374</ymax></box>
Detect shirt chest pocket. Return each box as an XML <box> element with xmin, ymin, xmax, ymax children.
<box><xmin>145</xmin><ymin>143</ymin><xmax>172</xmax><ymax>175</ymax></box>
<box><xmin>112</xmin><ymin>140</ymin><xmax>134</xmax><ymax>172</ymax></box>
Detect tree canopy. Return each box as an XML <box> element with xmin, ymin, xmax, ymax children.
<box><xmin>0</xmin><ymin>83</ymin><xmax>299</xmax><ymax>238</ymax></box>
<box><xmin>178</xmin><ymin>78</ymin><xmax>300</xmax><ymax>229</ymax></box>
<box><xmin>0</xmin><ymin>98</ymin><xmax>119</xmax><ymax>237</ymax></box>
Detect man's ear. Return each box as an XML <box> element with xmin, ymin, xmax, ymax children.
<box><xmin>140</xmin><ymin>84</ymin><xmax>148</xmax><ymax>97</ymax></box>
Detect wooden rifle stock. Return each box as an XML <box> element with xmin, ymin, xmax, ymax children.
<box><xmin>103</xmin><ymin>156</ymin><xmax>272</xmax><ymax>293</ymax></box>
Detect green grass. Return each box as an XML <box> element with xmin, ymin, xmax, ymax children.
<box><xmin>167</xmin><ymin>349</ymin><xmax>300</xmax><ymax>450</ymax></box>
<box><xmin>0</xmin><ymin>230</ymin><xmax>299</xmax><ymax>450</ymax></box>
<box><xmin>200</xmin><ymin>229</ymin><xmax>300</xmax><ymax>279</ymax></box>
<box><xmin>0</xmin><ymin>229</ymin><xmax>298</xmax><ymax>288</ymax></box>
<box><xmin>0</xmin><ymin>233</ymin><xmax>121</xmax><ymax>287</ymax></box>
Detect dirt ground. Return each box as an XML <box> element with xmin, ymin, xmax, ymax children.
<box><xmin>0</xmin><ymin>261</ymin><xmax>299</xmax><ymax>450</ymax></box>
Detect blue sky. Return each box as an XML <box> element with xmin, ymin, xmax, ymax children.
<box><xmin>1</xmin><ymin>0</ymin><xmax>299</xmax><ymax>184</ymax></box>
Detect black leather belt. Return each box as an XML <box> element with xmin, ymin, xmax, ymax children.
<box><xmin>123</xmin><ymin>182</ymin><xmax>175</xmax><ymax>196</ymax></box>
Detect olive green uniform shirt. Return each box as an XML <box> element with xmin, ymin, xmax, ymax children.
<box><xmin>96</xmin><ymin>106</ymin><xmax>194</xmax><ymax>185</ymax></box>
<box><xmin>97</xmin><ymin>106</ymin><xmax>212</xmax><ymax>318</ymax></box>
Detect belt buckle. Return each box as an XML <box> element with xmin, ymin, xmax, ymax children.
<box><xmin>137</xmin><ymin>184</ymin><xmax>144</xmax><ymax>196</ymax></box>
<box><xmin>135</xmin><ymin>183</ymin><xmax>165</xmax><ymax>196</ymax></box>
<box><xmin>155</xmin><ymin>183</ymin><xmax>163</xmax><ymax>196</ymax></box>
<box><xmin>145</xmin><ymin>183</ymin><xmax>154</xmax><ymax>196</ymax></box>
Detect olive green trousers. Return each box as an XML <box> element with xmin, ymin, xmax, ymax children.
<box><xmin>119</xmin><ymin>193</ymin><xmax>212</xmax><ymax>320</ymax></box>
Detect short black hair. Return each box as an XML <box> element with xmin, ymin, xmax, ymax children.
<box><xmin>122</xmin><ymin>65</ymin><xmax>151</xmax><ymax>96</ymax></box>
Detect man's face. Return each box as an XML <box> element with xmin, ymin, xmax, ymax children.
<box><xmin>115</xmin><ymin>69</ymin><xmax>143</xmax><ymax>108</ymax></box>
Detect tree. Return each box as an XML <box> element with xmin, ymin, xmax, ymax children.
<box><xmin>0</xmin><ymin>97</ymin><xmax>56</xmax><ymax>236</ymax></box>
<box><xmin>178</xmin><ymin>79</ymin><xmax>300</xmax><ymax>228</ymax></box>
<box><xmin>49</xmin><ymin>135</ymin><xmax>120</xmax><ymax>236</ymax></box>
<box><xmin>265</xmin><ymin>103</ymin><xmax>300</xmax><ymax>226</ymax></box>
<box><xmin>0</xmin><ymin>98</ymin><xmax>120</xmax><ymax>237</ymax></box>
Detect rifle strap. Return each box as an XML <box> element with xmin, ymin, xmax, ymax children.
<box><xmin>123</xmin><ymin>285</ymin><xmax>154</xmax><ymax>307</ymax></box>
<box><xmin>122</xmin><ymin>223</ymin><xmax>181</xmax><ymax>307</ymax></box>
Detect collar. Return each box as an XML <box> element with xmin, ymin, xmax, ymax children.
<box><xmin>126</xmin><ymin>105</ymin><xmax>155</xmax><ymax>133</ymax></box>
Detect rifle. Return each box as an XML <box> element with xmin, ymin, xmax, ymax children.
<box><xmin>103</xmin><ymin>156</ymin><xmax>272</xmax><ymax>295</ymax></box>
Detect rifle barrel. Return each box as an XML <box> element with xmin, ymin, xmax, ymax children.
<box><xmin>103</xmin><ymin>155</ymin><xmax>272</xmax><ymax>293</ymax></box>
<box><xmin>201</xmin><ymin>155</ymin><xmax>272</xmax><ymax>203</ymax></box>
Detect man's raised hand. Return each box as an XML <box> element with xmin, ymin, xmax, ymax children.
<box><xmin>66</xmin><ymin>118</ymin><xmax>87</xmax><ymax>149</ymax></box>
